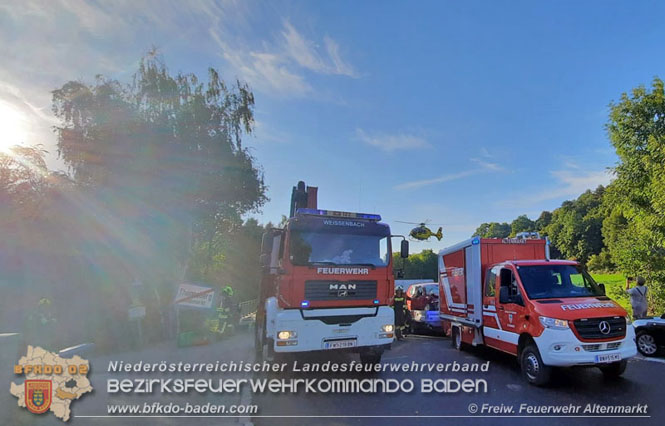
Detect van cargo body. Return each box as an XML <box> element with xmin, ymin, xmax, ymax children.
<box><xmin>439</xmin><ymin>236</ymin><xmax>636</xmax><ymax>385</ymax></box>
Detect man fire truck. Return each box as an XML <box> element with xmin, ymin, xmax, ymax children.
<box><xmin>255</xmin><ymin>181</ymin><xmax>408</xmax><ymax>364</ymax></box>
<box><xmin>438</xmin><ymin>233</ymin><xmax>637</xmax><ymax>385</ymax></box>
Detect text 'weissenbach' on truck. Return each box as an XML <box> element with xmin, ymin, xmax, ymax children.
<box><xmin>255</xmin><ymin>181</ymin><xmax>408</xmax><ymax>364</ymax></box>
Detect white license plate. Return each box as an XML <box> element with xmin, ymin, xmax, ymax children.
<box><xmin>595</xmin><ymin>353</ymin><xmax>621</xmax><ymax>363</ymax></box>
<box><xmin>324</xmin><ymin>339</ymin><xmax>357</xmax><ymax>350</ymax></box>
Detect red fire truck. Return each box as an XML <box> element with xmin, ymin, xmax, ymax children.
<box><xmin>255</xmin><ymin>182</ymin><xmax>408</xmax><ymax>364</ymax></box>
<box><xmin>439</xmin><ymin>234</ymin><xmax>637</xmax><ymax>385</ymax></box>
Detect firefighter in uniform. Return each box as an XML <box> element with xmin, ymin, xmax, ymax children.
<box><xmin>392</xmin><ymin>287</ymin><xmax>408</xmax><ymax>340</ymax></box>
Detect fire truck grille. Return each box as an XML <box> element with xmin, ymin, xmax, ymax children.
<box><xmin>304</xmin><ymin>280</ymin><xmax>377</xmax><ymax>301</ymax></box>
<box><xmin>572</xmin><ymin>316</ymin><xmax>626</xmax><ymax>340</ymax></box>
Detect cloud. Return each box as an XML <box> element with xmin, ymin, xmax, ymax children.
<box><xmin>394</xmin><ymin>170</ymin><xmax>479</xmax><ymax>190</ymax></box>
<box><xmin>394</xmin><ymin>156</ymin><xmax>506</xmax><ymax>190</ymax></box>
<box><xmin>356</xmin><ymin>129</ymin><xmax>430</xmax><ymax>152</ymax></box>
<box><xmin>470</xmin><ymin>157</ymin><xmax>505</xmax><ymax>172</ymax></box>
<box><xmin>505</xmin><ymin>167</ymin><xmax>612</xmax><ymax>207</ymax></box>
<box><xmin>209</xmin><ymin>19</ymin><xmax>358</xmax><ymax>96</ymax></box>
<box><xmin>279</xmin><ymin>20</ymin><xmax>358</xmax><ymax>78</ymax></box>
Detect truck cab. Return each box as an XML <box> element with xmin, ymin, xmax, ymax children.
<box><xmin>256</xmin><ymin>195</ymin><xmax>406</xmax><ymax>364</ymax></box>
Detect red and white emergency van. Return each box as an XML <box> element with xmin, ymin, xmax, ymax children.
<box><xmin>439</xmin><ymin>234</ymin><xmax>637</xmax><ymax>385</ymax></box>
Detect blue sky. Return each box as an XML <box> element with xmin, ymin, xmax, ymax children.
<box><xmin>1</xmin><ymin>0</ymin><xmax>664</xmax><ymax>252</ymax></box>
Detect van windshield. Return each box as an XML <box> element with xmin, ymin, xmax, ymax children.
<box><xmin>289</xmin><ymin>231</ymin><xmax>390</xmax><ymax>267</ymax></box>
<box><xmin>517</xmin><ymin>264</ymin><xmax>603</xmax><ymax>299</ymax></box>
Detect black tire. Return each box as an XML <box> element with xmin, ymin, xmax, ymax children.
<box><xmin>451</xmin><ymin>326</ymin><xmax>463</xmax><ymax>351</ymax></box>
<box><xmin>254</xmin><ymin>321</ymin><xmax>264</xmax><ymax>357</ymax></box>
<box><xmin>636</xmin><ymin>331</ymin><xmax>659</xmax><ymax>357</ymax></box>
<box><xmin>360</xmin><ymin>352</ymin><xmax>382</xmax><ymax>364</ymax></box>
<box><xmin>520</xmin><ymin>344</ymin><xmax>552</xmax><ymax>386</ymax></box>
<box><xmin>599</xmin><ymin>360</ymin><xmax>627</xmax><ymax>378</ymax></box>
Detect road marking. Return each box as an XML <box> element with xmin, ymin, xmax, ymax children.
<box><xmin>634</xmin><ymin>355</ymin><xmax>665</xmax><ymax>364</ymax></box>
<box><xmin>405</xmin><ymin>335</ymin><xmax>446</xmax><ymax>340</ymax></box>
<box><xmin>383</xmin><ymin>355</ymin><xmax>408</xmax><ymax>361</ymax></box>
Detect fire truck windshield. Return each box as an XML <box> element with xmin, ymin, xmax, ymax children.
<box><xmin>517</xmin><ymin>264</ymin><xmax>604</xmax><ymax>299</ymax></box>
<box><xmin>289</xmin><ymin>231</ymin><xmax>390</xmax><ymax>267</ymax></box>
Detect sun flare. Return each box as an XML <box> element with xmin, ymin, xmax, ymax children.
<box><xmin>0</xmin><ymin>100</ymin><xmax>29</xmax><ymax>153</ymax></box>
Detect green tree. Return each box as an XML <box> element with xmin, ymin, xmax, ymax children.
<box><xmin>393</xmin><ymin>249</ymin><xmax>438</xmax><ymax>281</ymax></box>
<box><xmin>46</xmin><ymin>51</ymin><xmax>267</xmax><ymax>347</ymax></box>
<box><xmin>510</xmin><ymin>214</ymin><xmax>536</xmax><ymax>236</ymax></box>
<box><xmin>473</xmin><ymin>222</ymin><xmax>511</xmax><ymax>238</ymax></box>
<box><xmin>604</xmin><ymin>77</ymin><xmax>665</xmax><ymax>312</ymax></box>
<box><xmin>535</xmin><ymin>211</ymin><xmax>552</xmax><ymax>233</ymax></box>
<box><xmin>545</xmin><ymin>186</ymin><xmax>606</xmax><ymax>264</ymax></box>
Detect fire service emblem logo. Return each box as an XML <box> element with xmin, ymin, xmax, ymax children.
<box><xmin>598</xmin><ymin>320</ymin><xmax>611</xmax><ymax>335</ymax></box>
<box><xmin>25</xmin><ymin>380</ymin><xmax>52</xmax><ymax>414</ymax></box>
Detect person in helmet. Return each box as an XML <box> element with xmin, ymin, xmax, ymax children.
<box><xmin>392</xmin><ymin>286</ymin><xmax>408</xmax><ymax>340</ymax></box>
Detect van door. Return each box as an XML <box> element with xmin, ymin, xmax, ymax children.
<box><xmin>493</xmin><ymin>266</ymin><xmax>527</xmax><ymax>354</ymax></box>
<box><xmin>482</xmin><ymin>265</ymin><xmax>526</xmax><ymax>355</ymax></box>
<box><xmin>482</xmin><ymin>266</ymin><xmax>508</xmax><ymax>352</ymax></box>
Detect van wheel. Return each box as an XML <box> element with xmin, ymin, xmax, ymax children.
<box><xmin>451</xmin><ymin>327</ymin><xmax>463</xmax><ymax>351</ymax></box>
<box><xmin>636</xmin><ymin>331</ymin><xmax>658</xmax><ymax>357</ymax></box>
<box><xmin>599</xmin><ymin>360</ymin><xmax>627</xmax><ymax>378</ymax></box>
<box><xmin>520</xmin><ymin>344</ymin><xmax>551</xmax><ymax>386</ymax></box>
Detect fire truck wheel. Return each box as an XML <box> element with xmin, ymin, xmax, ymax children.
<box><xmin>520</xmin><ymin>344</ymin><xmax>551</xmax><ymax>386</ymax></box>
<box><xmin>598</xmin><ymin>360</ymin><xmax>627</xmax><ymax>378</ymax></box>
<box><xmin>360</xmin><ymin>351</ymin><xmax>382</xmax><ymax>365</ymax></box>
<box><xmin>451</xmin><ymin>326</ymin><xmax>463</xmax><ymax>351</ymax></box>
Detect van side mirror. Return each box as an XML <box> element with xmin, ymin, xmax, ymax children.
<box><xmin>400</xmin><ymin>240</ymin><xmax>409</xmax><ymax>258</ymax></box>
<box><xmin>598</xmin><ymin>283</ymin><xmax>606</xmax><ymax>295</ymax></box>
<box><xmin>514</xmin><ymin>293</ymin><xmax>524</xmax><ymax>306</ymax></box>
<box><xmin>499</xmin><ymin>286</ymin><xmax>510</xmax><ymax>304</ymax></box>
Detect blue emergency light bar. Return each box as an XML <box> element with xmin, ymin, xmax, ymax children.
<box><xmin>300</xmin><ymin>300</ymin><xmax>310</xmax><ymax>308</ymax></box>
<box><xmin>296</xmin><ymin>208</ymin><xmax>381</xmax><ymax>221</ymax></box>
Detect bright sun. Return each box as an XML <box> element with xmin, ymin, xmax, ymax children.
<box><xmin>0</xmin><ymin>100</ymin><xmax>29</xmax><ymax>153</ymax></box>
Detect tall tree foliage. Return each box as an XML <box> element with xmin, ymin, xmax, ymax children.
<box><xmin>393</xmin><ymin>249</ymin><xmax>438</xmax><ymax>281</ymax></box>
<box><xmin>544</xmin><ymin>186</ymin><xmax>606</xmax><ymax>264</ymax></box>
<box><xmin>51</xmin><ymin>52</ymin><xmax>267</xmax><ymax>283</ymax></box>
<box><xmin>604</xmin><ymin>78</ymin><xmax>665</xmax><ymax>310</ymax></box>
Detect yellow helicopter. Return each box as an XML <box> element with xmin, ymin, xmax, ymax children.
<box><xmin>396</xmin><ymin>221</ymin><xmax>444</xmax><ymax>241</ymax></box>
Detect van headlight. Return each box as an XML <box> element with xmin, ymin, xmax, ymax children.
<box><xmin>381</xmin><ymin>324</ymin><xmax>394</xmax><ymax>333</ymax></box>
<box><xmin>277</xmin><ymin>331</ymin><xmax>297</xmax><ymax>340</ymax></box>
<box><xmin>625</xmin><ymin>316</ymin><xmax>632</xmax><ymax>325</ymax></box>
<box><xmin>539</xmin><ymin>316</ymin><xmax>569</xmax><ymax>329</ymax></box>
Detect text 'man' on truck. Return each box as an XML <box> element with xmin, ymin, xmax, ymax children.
<box><xmin>255</xmin><ymin>181</ymin><xmax>408</xmax><ymax>364</ymax></box>
<box><xmin>438</xmin><ymin>234</ymin><xmax>637</xmax><ymax>385</ymax></box>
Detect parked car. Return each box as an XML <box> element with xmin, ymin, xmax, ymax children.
<box><xmin>633</xmin><ymin>314</ymin><xmax>665</xmax><ymax>357</ymax></box>
<box><xmin>405</xmin><ymin>282</ymin><xmax>441</xmax><ymax>334</ymax></box>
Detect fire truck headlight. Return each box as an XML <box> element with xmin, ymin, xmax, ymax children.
<box><xmin>277</xmin><ymin>331</ymin><xmax>297</xmax><ymax>340</ymax></box>
<box><xmin>539</xmin><ymin>316</ymin><xmax>569</xmax><ymax>330</ymax></box>
<box><xmin>381</xmin><ymin>324</ymin><xmax>394</xmax><ymax>333</ymax></box>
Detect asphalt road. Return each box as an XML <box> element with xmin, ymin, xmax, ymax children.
<box><xmin>251</xmin><ymin>333</ymin><xmax>664</xmax><ymax>426</ymax></box>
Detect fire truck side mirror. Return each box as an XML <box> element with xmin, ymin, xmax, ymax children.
<box><xmin>598</xmin><ymin>283</ymin><xmax>606</xmax><ymax>295</ymax></box>
<box><xmin>400</xmin><ymin>240</ymin><xmax>409</xmax><ymax>258</ymax></box>
<box><xmin>259</xmin><ymin>253</ymin><xmax>270</xmax><ymax>268</ymax></box>
<box><xmin>261</xmin><ymin>232</ymin><xmax>273</xmax><ymax>256</ymax></box>
<box><xmin>499</xmin><ymin>286</ymin><xmax>510</xmax><ymax>304</ymax></box>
